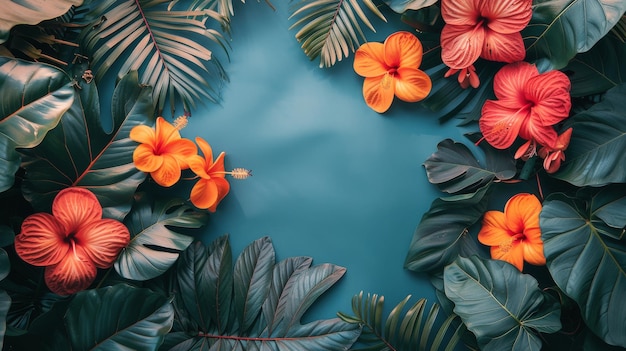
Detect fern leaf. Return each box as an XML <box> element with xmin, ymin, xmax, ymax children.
<box><xmin>289</xmin><ymin>0</ymin><xmax>386</xmax><ymax>68</ymax></box>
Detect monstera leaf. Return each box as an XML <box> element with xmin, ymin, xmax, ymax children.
<box><xmin>541</xmin><ymin>186</ymin><xmax>626</xmax><ymax>347</ymax></box>
<box><xmin>65</xmin><ymin>284</ymin><xmax>174</xmax><ymax>350</ymax></box>
<box><xmin>19</xmin><ymin>71</ymin><xmax>154</xmax><ymax>220</ymax></box>
<box><xmin>0</xmin><ymin>0</ymin><xmax>83</xmax><ymax>44</ymax></box>
<box><xmin>404</xmin><ymin>185</ymin><xmax>490</xmax><ymax>274</ymax></box>
<box><xmin>555</xmin><ymin>84</ymin><xmax>626</xmax><ymax>186</ymax></box>
<box><xmin>0</xmin><ymin>58</ymin><xmax>75</xmax><ymax>193</ymax></box>
<box><xmin>115</xmin><ymin>193</ymin><xmax>209</xmax><ymax>281</ymax></box>
<box><xmin>524</xmin><ymin>0</ymin><xmax>626</xmax><ymax>71</ymax></box>
<box><xmin>444</xmin><ymin>256</ymin><xmax>562</xmax><ymax>351</ymax></box>
<box><xmin>162</xmin><ymin>235</ymin><xmax>360</xmax><ymax>350</ymax></box>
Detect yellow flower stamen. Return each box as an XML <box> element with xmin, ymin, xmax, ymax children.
<box><xmin>172</xmin><ymin>115</ymin><xmax>188</xmax><ymax>130</ymax></box>
<box><xmin>215</xmin><ymin>168</ymin><xmax>252</xmax><ymax>179</ymax></box>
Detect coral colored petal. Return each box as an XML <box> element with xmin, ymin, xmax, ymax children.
<box><xmin>492</xmin><ymin>61</ymin><xmax>538</xmax><ymax>103</ymax></box>
<box><xmin>523</xmin><ymin>242</ymin><xmax>546</xmax><ymax>266</ymax></box>
<box><xmin>76</xmin><ymin>219</ymin><xmax>130</xmax><ymax>269</ymax></box>
<box><xmin>165</xmin><ymin>138</ymin><xmax>197</xmax><ymax>169</ymax></box>
<box><xmin>208</xmin><ymin>177</ymin><xmax>231</xmax><ymax>212</ymax></box>
<box><xmin>14</xmin><ymin>213</ymin><xmax>69</xmax><ymax>267</ymax></box>
<box><xmin>477</xmin><ymin>211</ymin><xmax>511</xmax><ymax>246</ymax></box>
<box><xmin>155</xmin><ymin>117</ymin><xmax>182</xmax><ymax>144</ymax></box>
<box><xmin>519</xmin><ymin>120</ymin><xmax>558</xmax><ymax>148</ymax></box>
<box><xmin>504</xmin><ymin>193</ymin><xmax>541</xmax><ymax>234</ymax></box>
<box><xmin>482</xmin><ymin>0</ymin><xmax>532</xmax><ymax>34</ymax></box>
<box><xmin>441</xmin><ymin>0</ymin><xmax>480</xmax><ymax>26</ymax></box>
<box><xmin>524</xmin><ymin>70</ymin><xmax>572</xmax><ymax>126</ymax></box>
<box><xmin>353</xmin><ymin>42</ymin><xmax>388</xmax><ymax>78</ymax></box>
<box><xmin>195</xmin><ymin>137</ymin><xmax>214</xmax><ymax>165</ymax></box>
<box><xmin>441</xmin><ymin>24</ymin><xmax>484</xmax><ymax>69</ymax></box>
<box><xmin>151</xmin><ymin>154</ymin><xmax>182</xmax><ymax>187</ymax></box>
<box><xmin>394</xmin><ymin>68</ymin><xmax>432</xmax><ymax>102</ymax></box>
<box><xmin>384</xmin><ymin>32</ymin><xmax>423</xmax><ymax>69</ymax></box>
<box><xmin>543</xmin><ymin>151</ymin><xmax>564</xmax><ymax>174</ymax></box>
<box><xmin>479</xmin><ymin>100</ymin><xmax>526</xmax><ymax>149</ymax></box>
<box><xmin>190</xmin><ymin>179</ymin><xmax>219</xmax><ymax>210</ymax></box>
<box><xmin>45</xmin><ymin>253</ymin><xmax>97</xmax><ymax>295</ymax></box>
<box><xmin>53</xmin><ymin>187</ymin><xmax>102</xmax><ymax>234</ymax></box>
<box><xmin>129</xmin><ymin>124</ymin><xmax>156</xmax><ymax>145</ymax></box>
<box><xmin>188</xmin><ymin>155</ymin><xmax>210</xmax><ymax>179</ymax></box>
<box><xmin>492</xmin><ymin>244</ymin><xmax>525</xmax><ymax>271</ymax></box>
<box><xmin>207</xmin><ymin>151</ymin><xmax>227</xmax><ymax>176</ymax></box>
<box><xmin>363</xmin><ymin>75</ymin><xmax>395</xmax><ymax>113</ymax></box>
<box><xmin>481</xmin><ymin>32</ymin><xmax>526</xmax><ymax>63</ymax></box>
<box><xmin>133</xmin><ymin>144</ymin><xmax>164</xmax><ymax>173</ymax></box>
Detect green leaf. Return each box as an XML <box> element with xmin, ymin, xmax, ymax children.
<box><xmin>288</xmin><ymin>0</ymin><xmax>387</xmax><ymax>68</ymax></box>
<box><xmin>65</xmin><ymin>284</ymin><xmax>174</xmax><ymax>351</ymax></box>
<box><xmin>0</xmin><ymin>249</ymin><xmax>10</xmax><ymax>349</ymax></box>
<box><xmin>0</xmin><ymin>58</ymin><xmax>75</xmax><ymax>193</ymax></box>
<box><xmin>381</xmin><ymin>0</ymin><xmax>437</xmax><ymax>13</ymax></box>
<box><xmin>555</xmin><ymin>83</ymin><xmax>626</xmax><ymax>186</ymax></box>
<box><xmin>524</xmin><ymin>0</ymin><xmax>626</xmax><ymax>71</ymax></box>
<box><xmin>19</xmin><ymin>71</ymin><xmax>154</xmax><ymax>220</ymax></box>
<box><xmin>404</xmin><ymin>185</ymin><xmax>490</xmax><ymax>274</ymax></box>
<box><xmin>423</xmin><ymin>137</ymin><xmax>516</xmax><ymax>194</ymax></box>
<box><xmin>0</xmin><ymin>0</ymin><xmax>83</xmax><ymax>44</ymax></box>
<box><xmin>115</xmin><ymin>193</ymin><xmax>209</xmax><ymax>281</ymax></box>
<box><xmin>541</xmin><ymin>186</ymin><xmax>626</xmax><ymax>347</ymax></box>
<box><xmin>337</xmin><ymin>291</ymin><xmax>464</xmax><ymax>351</ymax></box>
<box><xmin>444</xmin><ymin>256</ymin><xmax>562</xmax><ymax>351</ymax></box>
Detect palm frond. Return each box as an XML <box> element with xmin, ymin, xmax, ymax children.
<box><xmin>288</xmin><ymin>0</ymin><xmax>386</xmax><ymax>68</ymax></box>
<box><xmin>338</xmin><ymin>291</ymin><xmax>465</xmax><ymax>351</ymax></box>
<box><xmin>610</xmin><ymin>14</ymin><xmax>626</xmax><ymax>42</ymax></box>
<box><xmin>77</xmin><ymin>0</ymin><xmax>230</xmax><ymax>116</ymax></box>
<box><xmin>168</xmin><ymin>0</ymin><xmax>276</xmax><ymax>20</ymax></box>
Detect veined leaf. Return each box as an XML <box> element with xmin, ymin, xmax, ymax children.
<box><xmin>541</xmin><ymin>186</ymin><xmax>626</xmax><ymax>347</ymax></box>
<box><xmin>65</xmin><ymin>284</ymin><xmax>174</xmax><ymax>351</ymax></box>
<box><xmin>555</xmin><ymin>83</ymin><xmax>626</xmax><ymax>186</ymax></box>
<box><xmin>382</xmin><ymin>0</ymin><xmax>437</xmax><ymax>13</ymax></box>
<box><xmin>289</xmin><ymin>0</ymin><xmax>387</xmax><ymax>68</ymax></box>
<box><xmin>19</xmin><ymin>71</ymin><xmax>153</xmax><ymax>220</ymax></box>
<box><xmin>0</xmin><ymin>58</ymin><xmax>75</xmax><ymax>193</ymax></box>
<box><xmin>444</xmin><ymin>256</ymin><xmax>562</xmax><ymax>351</ymax></box>
<box><xmin>115</xmin><ymin>193</ymin><xmax>209</xmax><ymax>281</ymax></box>
<box><xmin>0</xmin><ymin>0</ymin><xmax>83</xmax><ymax>44</ymax></box>
<box><xmin>524</xmin><ymin>0</ymin><xmax>626</xmax><ymax>71</ymax></box>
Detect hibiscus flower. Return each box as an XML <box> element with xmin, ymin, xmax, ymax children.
<box><xmin>14</xmin><ymin>187</ymin><xmax>130</xmax><ymax>295</ymax></box>
<box><xmin>353</xmin><ymin>31</ymin><xmax>432</xmax><ymax>113</ymax></box>
<box><xmin>188</xmin><ymin>137</ymin><xmax>231</xmax><ymax>212</ymax></box>
<box><xmin>130</xmin><ymin>116</ymin><xmax>197</xmax><ymax>187</ymax></box>
<box><xmin>479</xmin><ymin>61</ymin><xmax>571</xmax><ymax>150</ymax></box>
<box><xmin>538</xmin><ymin>128</ymin><xmax>573</xmax><ymax>174</ymax></box>
<box><xmin>477</xmin><ymin>193</ymin><xmax>545</xmax><ymax>271</ymax></box>
<box><xmin>440</xmin><ymin>0</ymin><xmax>532</xmax><ymax>88</ymax></box>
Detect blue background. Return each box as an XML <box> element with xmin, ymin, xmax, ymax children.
<box><xmin>181</xmin><ymin>0</ymin><xmax>471</xmax><ymax>324</ymax></box>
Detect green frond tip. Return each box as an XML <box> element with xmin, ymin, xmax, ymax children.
<box><xmin>288</xmin><ymin>0</ymin><xmax>386</xmax><ymax>68</ymax></box>
<box><xmin>338</xmin><ymin>291</ymin><xmax>465</xmax><ymax>351</ymax></box>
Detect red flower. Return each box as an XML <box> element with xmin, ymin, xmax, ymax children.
<box><xmin>479</xmin><ymin>62</ymin><xmax>571</xmax><ymax>150</ymax></box>
<box><xmin>538</xmin><ymin>128</ymin><xmax>572</xmax><ymax>174</ymax></box>
<box><xmin>14</xmin><ymin>188</ymin><xmax>130</xmax><ymax>295</ymax></box>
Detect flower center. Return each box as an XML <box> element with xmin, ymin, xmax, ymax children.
<box><xmin>64</xmin><ymin>233</ymin><xmax>84</xmax><ymax>261</ymax></box>
<box><xmin>498</xmin><ymin>233</ymin><xmax>525</xmax><ymax>253</ymax></box>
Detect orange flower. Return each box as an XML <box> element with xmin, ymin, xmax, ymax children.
<box><xmin>477</xmin><ymin>193</ymin><xmax>545</xmax><ymax>271</ymax></box>
<box><xmin>14</xmin><ymin>187</ymin><xmax>130</xmax><ymax>295</ymax></box>
<box><xmin>353</xmin><ymin>31</ymin><xmax>432</xmax><ymax>113</ymax></box>
<box><xmin>440</xmin><ymin>0</ymin><xmax>532</xmax><ymax>87</ymax></box>
<box><xmin>479</xmin><ymin>62</ymin><xmax>571</xmax><ymax>150</ymax></box>
<box><xmin>538</xmin><ymin>128</ymin><xmax>573</xmax><ymax>174</ymax></box>
<box><xmin>188</xmin><ymin>137</ymin><xmax>230</xmax><ymax>212</ymax></box>
<box><xmin>130</xmin><ymin>116</ymin><xmax>197</xmax><ymax>187</ymax></box>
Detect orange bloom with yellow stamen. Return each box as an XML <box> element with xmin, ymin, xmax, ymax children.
<box><xmin>477</xmin><ymin>193</ymin><xmax>545</xmax><ymax>271</ymax></box>
<box><xmin>188</xmin><ymin>137</ymin><xmax>230</xmax><ymax>212</ymax></box>
<box><xmin>130</xmin><ymin>117</ymin><xmax>197</xmax><ymax>187</ymax></box>
<box><xmin>353</xmin><ymin>31</ymin><xmax>432</xmax><ymax>113</ymax></box>
<box><xmin>14</xmin><ymin>187</ymin><xmax>130</xmax><ymax>295</ymax></box>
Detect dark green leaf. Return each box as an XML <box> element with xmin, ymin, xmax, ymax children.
<box><xmin>555</xmin><ymin>83</ymin><xmax>626</xmax><ymax>186</ymax></box>
<box><xmin>115</xmin><ymin>193</ymin><xmax>209</xmax><ymax>281</ymax></box>
<box><xmin>0</xmin><ymin>249</ymin><xmax>9</xmax><ymax>349</ymax></box>
<box><xmin>20</xmin><ymin>71</ymin><xmax>154</xmax><ymax>220</ymax></box>
<box><xmin>0</xmin><ymin>0</ymin><xmax>83</xmax><ymax>43</ymax></box>
<box><xmin>66</xmin><ymin>284</ymin><xmax>174</xmax><ymax>351</ymax></box>
<box><xmin>381</xmin><ymin>0</ymin><xmax>436</xmax><ymax>13</ymax></box>
<box><xmin>541</xmin><ymin>187</ymin><xmax>626</xmax><ymax>347</ymax></box>
<box><xmin>444</xmin><ymin>256</ymin><xmax>562</xmax><ymax>351</ymax></box>
<box><xmin>0</xmin><ymin>58</ymin><xmax>75</xmax><ymax>193</ymax></box>
<box><xmin>404</xmin><ymin>185</ymin><xmax>491</xmax><ymax>274</ymax></box>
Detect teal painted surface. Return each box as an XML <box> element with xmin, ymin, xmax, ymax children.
<box><xmin>184</xmin><ymin>1</ymin><xmax>471</xmax><ymax>322</ymax></box>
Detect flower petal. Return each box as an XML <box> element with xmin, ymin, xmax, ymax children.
<box><xmin>45</xmin><ymin>252</ymin><xmax>97</xmax><ymax>295</ymax></box>
<box><xmin>441</xmin><ymin>24</ymin><xmax>484</xmax><ymax>69</ymax></box>
<box><xmin>190</xmin><ymin>179</ymin><xmax>219</xmax><ymax>210</ymax></box>
<box><xmin>477</xmin><ymin>210</ymin><xmax>511</xmax><ymax>246</ymax></box>
<box><xmin>354</xmin><ymin>42</ymin><xmax>388</xmax><ymax>78</ymax></box>
<box><xmin>441</xmin><ymin>0</ymin><xmax>480</xmax><ymax>26</ymax></box>
<box><xmin>166</xmin><ymin>138</ymin><xmax>197</xmax><ymax>169</ymax></box>
<box><xmin>195</xmin><ymin>137</ymin><xmax>214</xmax><ymax>165</ymax></box>
<box><xmin>524</xmin><ymin>70</ymin><xmax>572</xmax><ymax>127</ymax></box>
<box><xmin>504</xmin><ymin>193</ymin><xmax>541</xmax><ymax>234</ymax></box>
<box><xmin>492</xmin><ymin>62</ymin><xmax>537</xmax><ymax>103</ymax></box>
<box><xmin>519</xmin><ymin>120</ymin><xmax>558</xmax><ymax>148</ymax></box>
<box><xmin>383</xmin><ymin>31</ymin><xmax>423</xmax><ymax>69</ymax></box>
<box><xmin>52</xmin><ymin>187</ymin><xmax>102</xmax><ymax>234</ymax></box>
<box><xmin>151</xmin><ymin>154</ymin><xmax>183</xmax><ymax>187</ymax></box>
<box><xmin>133</xmin><ymin>144</ymin><xmax>164</xmax><ymax>173</ymax></box>
<box><xmin>394</xmin><ymin>68</ymin><xmax>432</xmax><ymax>102</ymax></box>
<box><xmin>482</xmin><ymin>0</ymin><xmax>532</xmax><ymax>34</ymax></box>
<box><xmin>76</xmin><ymin>219</ymin><xmax>130</xmax><ymax>269</ymax></box>
<box><xmin>362</xmin><ymin>75</ymin><xmax>395</xmax><ymax>113</ymax></box>
<box><xmin>14</xmin><ymin>213</ymin><xmax>69</xmax><ymax>267</ymax></box>
<box><xmin>481</xmin><ymin>31</ymin><xmax>526</xmax><ymax>63</ymax></box>
<box><xmin>188</xmin><ymin>155</ymin><xmax>210</xmax><ymax>179</ymax></box>
<box><xmin>491</xmin><ymin>243</ymin><xmax>525</xmax><ymax>271</ymax></box>
<box><xmin>208</xmin><ymin>151</ymin><xmax>226</xmax><ymax>176</ymax></box>
<box><xmin>208</xmin><ymin>177</ymin><xmax>231</xmax><ymax>212</ymax></box>
<box><xmin>155</xmin><ymin>117</ymin><xmax>182</xmax><ymax>144</ymax></box>
<box><xmin>129</xmin><ymin>124</ymin><xmax>156</xmax><ymax>145</ymax></box>
<box><xmin>523</xmin><ymin>240</ymin><xmax>546</xmax><ymax>266</ymax></box>
<box><xmin>479</xmin><ymin>99</ymin><xmax>526</xmax><ymax>149</ymax></box>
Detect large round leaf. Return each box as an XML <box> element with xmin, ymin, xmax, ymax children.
<box><xmin>444</xmin><ymin>256</ymin><xmax>562</xmax><ymax>351</ymax></box>
<box><xmin>555</xmin><ymin>84</ymin><xmax>626</xmax><ymax>186</ymax></box>
<box><xmin>541</xmin><ymin>186</ymin><xmax>626</xmax><ymax>347</ymax></box>
<box><xmin>65</xmin><ymin>284</ymin><xmax>174</xmax><ymax>351</ymax></box>
<box><xmin>0</xmin><ymin>58</ymin><xmax>75</xmax><ymax>193</ymax></box>
<box><xmin>0</xmin><ymin>0</ymin><xmax>83</xmax><ymax>43</ymax></box>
